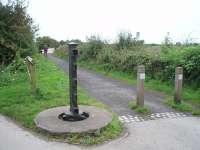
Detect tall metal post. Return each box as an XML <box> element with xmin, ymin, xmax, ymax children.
<box><xmin>68</xmin><ymin>42</ymin><xmax>79</xmax><ymax>114</ymax></box>
<box><xmin>58</xmin><ymin>42</ymin><xmax>89</xmax><ymax>121</ymax></box>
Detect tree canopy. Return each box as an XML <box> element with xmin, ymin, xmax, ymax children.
<box><xmin>0</xmin><ymin>0</ymin><xmax>38</xmax><ymax>65</ymax></box>
<box><xmin>36</xmin><ymin>36</ymin><xmax>59</xmax><ymax>50</ymax></box>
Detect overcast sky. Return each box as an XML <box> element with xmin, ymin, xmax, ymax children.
<box><xmin>28</xmin><ymin>0</ymin><xmax>200</xmax><ymax>43</ymax></box>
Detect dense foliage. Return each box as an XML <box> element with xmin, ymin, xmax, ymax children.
<box><xmin>36</xmin><ymin>36</ymin><xmax>59</xmax><ymax>50</ymax></box>
<box><xmin>0</xmin><ymin>0</ymin><xmax>37</xmax><ymax>66</ymax></box>
<box><xmin>78</xmin><ymin>34</ymin><xmax>200</xmax><ymax>88</ymax></box>
<box><xmin>116</xmin><ymin>32</ymin><xmax>144</xmax><ymax>50</ymax></box>
<box><xmin>54</xmin><ymin>44</ymin><xmax>68</xmax><ymax>59</ymax></box>
<box><xmin>79</xmin><ymin>35</ymin><xmax>105</xmax><ymax>60</ymax></box>
<box><xmin>53</xmin><ymin>32</ymin><xmax>200</xmax><ymax>88</ymax></box>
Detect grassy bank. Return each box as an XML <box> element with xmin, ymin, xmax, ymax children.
<box><xmin>0</xmin><ymin>55</ymin><xmax>123</xmax><ymax>145</ymax></box>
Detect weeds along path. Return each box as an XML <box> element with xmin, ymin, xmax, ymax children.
<box><xmin>48</xmin><ymin>55</ymin><xmax>191</xmax><ymax>123</ymax></box>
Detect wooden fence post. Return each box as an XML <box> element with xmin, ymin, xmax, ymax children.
<box><xmin>174</xmin><ymin>67</ymin><xmax>183</xmax><ymax>104</ymax></box>
<box><xmin>25</xmin><ymin>56</ymin><xmax>36</xmax><ymax>94</ymax></box>
<box><xmin>136</xmin><ymin>65</ymin><xmax>145</xmax><ymax>107</ymax></box>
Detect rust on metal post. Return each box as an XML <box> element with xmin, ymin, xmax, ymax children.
<box><xmin>174</xmin><ymin>67</ymin><xmax>183</xmax><ymax>104</ymax></box>
<box><xmin>136</xmin><ymin>65</ymin><xmax>145</xmax><ymax>107</ymax></box>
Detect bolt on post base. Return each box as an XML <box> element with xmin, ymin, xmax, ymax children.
<box><xmin>58</xmin><ymin>112</ymin><xmax>89</xmax><ymax>122</ymax></box>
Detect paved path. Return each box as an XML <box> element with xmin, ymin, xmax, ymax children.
<box><xmin>1</xmin><ymin>114</ymin><xmax>200</xmax><ymax>150</ymax></box>
<box><xmin>0</xmin><ymin>55</ymin><xmax>200</xmax><ymax>150</ymax></box>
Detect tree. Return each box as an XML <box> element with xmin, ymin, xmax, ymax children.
<box><xmin>182</xmin><ymin>33</ymin><xmax>198</xmax><ymax>46</ymax></box>
<box><xmin>164</xmin><ymin>32</ymin><xmax>173</xmax><ymax>47</ymax></box>
<box><xmin>70</xmin><ymin>39</ymin><xmax>82</xmax><ymax>44</ymax></box>
<box><xmin>116</xmin><ymin>31</ymin><xmax>144</xmax><ymax>50</ymax></box>
<box><xmin>0</xmin><ymin>0</ymin><xmax>38</xmax><ymax>65</ymax></box>
<box><xmin>117</xmin><ymin>32</ymin><xmax>133</xmax><ymax>49</ymax></box>
<box><xmin>36</xmin><ymin>36</ymin><xmax>59</xmax><ymax>50</ymax></box>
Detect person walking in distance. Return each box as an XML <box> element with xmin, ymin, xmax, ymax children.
<box><xmin>43</xmin><ymin>44</ymin><xmax>48</xmax><ymax>57</ymax></box>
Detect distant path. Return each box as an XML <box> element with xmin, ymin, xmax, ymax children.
<box><xmin>48</xmin><ymin>55</ymin><xmax>190</xmax><ymax>122</ymax></box>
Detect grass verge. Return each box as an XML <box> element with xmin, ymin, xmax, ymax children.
<box><xmin>165</xmin><ymin>99</ymin><xmax>193</xmax><ymax>112</ymax></box>
<box><xmin>166</xmin><ymin>98</ymin><xmax>200</xmax><ymax>116</ymax></box>
<box><xmin>192</xmin><ymin>110</ymin><xmax>200</xmax><ymax>116</ymax></box>
<box><xmin>0</xmin><ymin>55</ymin><xmax>123</xmax><ymax>145</ymax></box>
<box><xmin>128</xmin><ymin>101</ymin><xmax>150</xmax><ymax>115</ymax></box>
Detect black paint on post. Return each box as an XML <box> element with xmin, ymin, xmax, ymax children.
<box><xmin>68</xmin><ymin>42</ymin><xmax>79</xmax><ymax>114</ymax></box>
<box><xmin>58</xmin><ymin>42</ymin><xmax>89</xmax><ymax>122</ymax></box>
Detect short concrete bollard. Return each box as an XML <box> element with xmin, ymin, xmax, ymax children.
<box><xmin>136</xmin><ymin>65</ymin><xmax>145</xmax><ymax>107</ymax></box>
<box><xmin>174</xmin><ymin>67</ymin><xmax>183</xmax><ymax>104</ymax></box>
<box><xmin>25</xmin><ymin>56</ymin><xmax>36</xmax><ymax>94</ymax></box>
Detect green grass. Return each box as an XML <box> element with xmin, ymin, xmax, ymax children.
<box><xmin>0</xmin><ymin>55</ymin><xmax>123</xmax><ymax>145</ymax></box>
<box><xmin>128</xmin><ymin>101</ymin><xmax>150</xmax><ymax>115</ymax></box>
<box><xmin>66</xmin><ymin>114</ymin><xmax>123</xmax><ymax>145</ymax></box>
<box><xmin>165</xmin><ymin>99</ymin><xmax>193</xmax><ymax>112</ymax></box>
<box><xmin>165</xmin><ymin>99</ymin><xmax>200</xmax><ymax>116</ymax></box>
<box><xmin>192</xmin><ymin>110</ymin><xmax>200</xmax><ymax>116</ymax></box>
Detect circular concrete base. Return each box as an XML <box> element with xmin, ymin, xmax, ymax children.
<box><xmin>34</xmin><ymin>105</ymin><xmax>112</xmax><ymax>135</ymax></box>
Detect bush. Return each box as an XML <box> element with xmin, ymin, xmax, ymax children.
<box><xmin>79</xmin><ymin>35</ymin><xmax>105</xmax><ymax>60</ymax></box>
<box><xmin>182</xmin><ymin>46</ymin><xmax>200</xmax><ymax>86</ymax></box>
<box><xmin>147</xmin><ymin>46</ymin><xmax>200</xmax><ymax>86</ymax></box>
<box><xmin>36</xmin><ymin>36</ymin><xmax>59</xmax><ymax>50</ymax></box>
<box><xmin>97</xmin><ymin>48</ymin><xmax>151</xmax><ymax>73</ymax></box>
<box><xmin>54</xmin><ymin>45</ymin><xmax>68</xmax><ymax>59</ymax></box>
<box><xmin>80</xmin><ymin>42</ymin><xmax>200</xmax><ymax>88</ymax></box>
<box><xmin>0</xmin><ymin>57</ymin><xmax>26</xmax><ymax>87</ymax></box>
